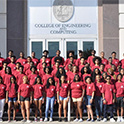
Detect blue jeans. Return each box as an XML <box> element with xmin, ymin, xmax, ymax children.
<box><xmin>45</xmin><ymin>96</ymin><xmax>55</xmax><ymax>118</ymax></box>
<box><xmin>95</xmin><ymin>96</ymin><xmax>103</xmax><ymax>117</ymax></box>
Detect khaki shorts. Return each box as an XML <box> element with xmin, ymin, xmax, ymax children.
<box><xmin>72</xmin><ymin>97</ymin><xmax>82</xmax><ymax>102</ymax></box>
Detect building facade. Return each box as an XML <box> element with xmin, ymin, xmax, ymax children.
<box><xmin>0</xmin><ymin>0</ymin><xmax>122</xmax><ymax>60</ymax></box>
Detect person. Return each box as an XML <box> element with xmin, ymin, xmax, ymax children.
<box><xmin>0</xmin><ymin>52</ymin><xmax>5</xmax><ymax>70</ymax></box>
<box><xmin>100</xmin><ymin>51</ymin><xmax>108</xmax><ymax>66</ymax></box>
<box><xmin>18</xmin><ymin>76</ymin><xmax>32</xmax><ymax>123</ymax></box>
<box><xmin>91</xmin><ymin>56</ymin><xmax>101</xmax><ymax>71</ymax></box>
<box><xmin>76</xmin><ymin>50</ymin><xmax>84</xmax><ymax>66</ymax></box>
<box><xmin>16</xmin><ymin>65</ymin><xmax>25</xmax><ymax>86</ymax></box>
<box><xmin>111</xmin><ymin>51</ymin><xmax>120</xmax><ymax>68</ymax></box>
<box><xmin>31</xmin><ymin>51</ymin><xmax>39</xmax><ymax>66</ymax></box>
<box><xmin>40</xmin><ymin>50</ymin><xmax>51</xmax><ymax>67</ymax></box>
<box><xmin>6</xmin><ymin>50</ymin><xmax>14</xmax><ymax>64</ymax></box>
<box><xmin>92</xmin><ymin>68</ymin><xmax>101</xmax><ymax>82</ymax></box>
<box><xmin>115</xmin><ymin>74</ymin><xmax>124</xmax><ymax>122</ymax></box>
<box><xmin>28</xmin><ymin>66</ymin><xmax>38</xmax><ymax>86</ymax></box>
<box><xmin>38</xmin><ymin>62</ymin><xmax>46</xmax><ymax>77</ymax></box>
<box><xmin>85</xmin><ymin>76</ymin><xmax>95</xmax><ymax>122</ymax></box>
<box><xmin>0</xmin><ymin>76</ymin><xmax>6</xmax><ymax>122</ymax></box>
<box><xmin>8</xmin><ymin>56</ymin><xmax>16</xmax><ymax>74</ymax></box>
<box><xmin>44</xmin><ymin>77</ymin><xmax>56</xmax><ymax>122</ymax></box>
<box><xmin>105</xmin><ymin>57</ymin><xmax>113</xmax><ymax>72</ymax></box>
<box><xmin>16</xmin><ymin>51</ymin><xmax>27</xmax><ymax>66</ymax></box>
<box><xmin>70</xmin><ymin>74</ymin><xmax>85</xmax><ymax>122</ymax></box>
<box><xmin>42</xmin><ymin>67</ymin><xmax>53</xmax><ymax>86</ymax></box>
<box><xmin>13</xmin><ymin>62</ymin><xmax>21</xmax><ymax>78</ymax></box>
<box><xmin>6</xmin><ymin>76</ymin><xmax>18</xmax><ymax>122</ymax></box>
<box><xmin>99</xmin><ymin>63</ymin><xmax>105</xmax><ymax>74</ymax></box>
<box><xmin>102</xmin><ymin>75</ymin><xmax>116</xmax><ymax>122</ymax></box>
<box><xmin>87</xmin><ymin>50</ymin><xmax>96</xmax><ymax>67</ymax></box>
<box><xmin>94</xmin><ymin>75</ymin><xmax>104</xmax><ymax>121</ymax></box>
<box><xmin>51</xmin><ymin>50</ymin><xmax>64</xmax><ymax>67</ymax></box>
<box><xmin>0</xmin><ymin>62</ymin><xmax>7</xmax><ymax>79</ymax></box>
<box><xmin>23</xmin><ymin>56</ymin><xmax>32</xmax><ymax>73</ymax></box>
<box><xmin>81</xmin><ymin>66</ymin><xmax>91</xmax><ymax>83</ymax></box>
<box><xmin>57</xmin><ymin>75</ymin><xmax>70</xmax><ymax>122</ymax></box>
<box><xmin>32</xmin><ymin>76</ymin><xmax>44</xmax><ymax>122</ymax></box>
<box><xmin>3</xmin><ymin>66</ymin><xmax>12</xmax><ymax>86</ymax></box>
<box><xmin>79</xmin><ymin>57</ymin><xmax>85</xmax><ymax>72</ymax></box>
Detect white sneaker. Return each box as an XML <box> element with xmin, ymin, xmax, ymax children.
<box><xmin>121</xmin><ymin>117</ymin><xmax>124</xmax><ymax>122</ymax></box>
<box><xmin>110</xmin><ymin>118</ymin><xmax>115</xmax><ymax>122</ymax></box>
<box><xmin>40</xmin><ymin>118</ymin><xmax>43</xmax><ymax>122</ymax></box>
<box><xmin>102</xmin><ymin>118</ymin><xmax>107</xmax><ymax>122</ymax></box>
<box><xmin>78</xmin><ymin>118</ymin><xmax>83</xmax><ymax>122</ymax></box>
<box><xmin>117</xmin><ymin>117</ymin><xmax>121</xmax><ymax>122</ymax></box>
<box><xmin>73</xmin><ymin>118</ymin><xmax>78</xmax><ymax>122</ymax></box>
<box><xmin>44</xmin><ymin>118</ymin><xmax>48</xmax><ymax>122</ymax></box>
<box><xmin>34</xmin><ymin>117</ymin><xmax>37</xmax><ymax>122</ymax></box>
<box><xmin>49</xmin><ymin>118</ymin><xmax>52</xmax><ymax>122</ymax></box>
<box><xmin>26</xmin><ymin>120</ymin><xmax>31</xmax><ymax>123</ymax></box>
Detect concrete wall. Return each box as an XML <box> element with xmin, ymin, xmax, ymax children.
<box><xmin>103</xmin><ymin>0</ymin><xmax>119</xmax><ymax>59</ymax></box>
<box><xmin>0</xmin><ymin>0</ymin><xmax>7</xmax><ymax>58</ymax></box>
<box><xmin>7</xmin><ymin>0</ymin><xmax>26</xmax><ymax>58</ymax></box>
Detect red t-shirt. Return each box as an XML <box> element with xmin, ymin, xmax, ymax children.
<box><xmin>115</xmin><ymin>82</ymin><xmax>124</xmax><ymax>98</ymax></box>
<box><xmin>0</xmin><ymin>57</ymin><xmax>5</xmax><ymax>68</ymax></box>
<box><xmin>16</xmin><ymin>58</ymin><xmax>27</xmax><ymax>66</ymax></box>
<box><xmin>33</xmin><ymin>84</ymin><xmax>44</xmax><ymax>99</ymax></box>
<box><xmin>112</xmin><ymin>58</ymin><xmax>119</xmax><ymax>67</ymax></box>
<box><xmin>101</xmin><ymin>58</ymin><xmax>108</xmax><ymax>65</ymax></box>
<box><xmin>86</xmin><ymin>83</ymin><xmax>96</xmax><ymax>96</ymax></box>
<box><xmin>25</xmin><ymin>69</ymin><xmax>38</xmax><ymax>76</ymax></box>
<box><xmin>6</xmin><ymin>57</ymin><xmax>11</xmax><ymax>64</ymax></box>
<box><xmin>91</xmin><ymin>65</ymin><xmax>100</xmax><ymax>72</ymax></box>
<box><xmin>28</xmin><ymin>74</ymin><xmax>37</xmax><ymax>86</ymax></box>
<box><xmin>18</xmin><ymin>83</ymin><xmax>31</xmax><ymax>98</ymax></box>
<box><xmin>6</xmin><ymin>83</ymin><xmax>17</xmax><ymax>98</ymax></box>
<box><xmin>70</xmin><ymin>81</ymin><xmax>85</xmax><ymax>98</ymax></box>
<box><xmin>32</xmin><ymin>58</ymin><xmax>39</xmax><ymax>66</ymax></box>
<box><xmin>13</xmin><ymin>70</ymin><xmax>20</xmax><ymax>78</ymax></box>
<box><xmin>42</xmin><ymin>74</ymin><xmax>53</xmax><ymax>86</ymax></box>
<box><xmin>40</xmin><ymin>58</ymin><xmax>51</xmax><ymax>67</ymax></box>
<box><xmin>105</xmin><ymin>64</ymin><xmax>112</xmax><ymax>72</ymax></box>
<box><xmin>45</xmin><ymin>85</ymin><xmax>56</xmax><ymax>97</ymax></box>
<box><xmin>39</xmin><ymin>69</ymin><xmax>45</xmax><ymax>77</ymax></box>
<box><xmin>0</xmin><ymin>84</ymin><xmax>6</xmax><ymax>100</ymax></box>
<box><xmin>120</xmin><ymin>59</ymin><xmax>124</xmax><ymax>66</ymax></box>
<box><xmin>3</xmin><ymin>74</ymin><xmax>12</xmax><ymax>86</ymax></box>
<box><xmin>79</xmin><ymin>64</ymin><xmax>85</xmax><ymax>72</ymax></box>
<box><xmin>82</xmin><ymin>73</ymin><xmax>91</xmax><ymax>83</ymax></box>
<box><xmin>64</xmin><ymin>58</ymin><xmax>76</xmax><ymax>67</ymax></box>
<box><xmin>37</xmin><ymin>63</ymin><xmax>43</xmax><ymax>71</ymax></box>
<box><xmin>0</xmin><ymin>69</ymin><xmax>5</xmax><ymax>79</ymax></box>
<box><xmin>101</xmin><ymin>83</ymin><xmax>116</xmax><ymax>105</ymax></box>
<box><xmin>87</xmin><ymin>56</ymin><xmax>95</xmax><ymax>67</ymax></box>
<box><xmin>24</xmin><ymin>63</ymin><xmax>30</xmax><ymax>73</ymax></box>
<box><xmin>8</xmin><ymin>63</ymin><xmax>16</xmax><ymax>72</ymax></box>
<box><xmin>95</xmin><ymin>82</ymin><xmax>104</xmax><ymax>96</ymax></box>
<box><xmin>56</xmin><ymin>83</ymin><xmax>70</xmax><ymax>98</ymax></box>
<box><xmin>16</xmin><ymin>73</ymin><xmax>25</xmax><ymax>85</ymax></box>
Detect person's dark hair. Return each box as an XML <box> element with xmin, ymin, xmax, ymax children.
<box><xmin>91</xmin><ymin>50</ymin><xmax>96</xmax><ymax>54</ymax></box>
<box><xmin>42</xmin><ymin>62</ymin><xmax>47</xmax><ymax>65</ymax></box>
<box><xmin>44</xmin><ymin>66</ymin><xmax>52</xmax><ymax>74</ymax></box>
<box><xmin>80</xmin><ymin>57</ymin><xmax>85</xmax><ymax>60</ymax></box>
<box><xmin>0</xmin><ymin>76</ymin><xmax>3</xmax><ymax>84</ymax></box>
<box><xmin>111</xmin><ymin>51</ymin><xmax>116</xmax><ymax>55</ymax></box>
<box><xmin>43</xmin><ymin>50</ymin><xmax>49</xmax><ymax>54</ymax></box>
<box><xmin>56</xmin><ymin>50</ymin><xmax>61</xmax><ymax>53</ymax></box>
<box><xmin>73</xmin><ymin>74</ymin><xmax>81</xmax><ymax>82</ymax></box>
<box><xmin>46</xmin><ymin>77</ymin><xmax>55</xmax><ymax>89</ymax></box>
<box><xmin>30</xmin><ymin>65</ymin><xmax>37</xmax><ymax>71</ymax></box>
<box><xmin>106</xmin><ymin>75</ymin><xmax>111</xmax><ymax>79</ymax></box>
<box><xmin>8</xmin><ymin>50</ymin><xmax>13</xmax><ymax>53</ymax></box>
<box><xmin>19</xmin><ymin>65</ymin><xmax>24</xmax><ymax>70</ymax></box>
<box><xmin>117</xmin><ymin>74</ymin><xmax>123</xmax><ymax>80</ymax></box>
<box><xmin>100</xmin><ymin>63</ymin><xmax>105</xmax><ymax>67</ymax></box>
<box><xmin>3</xmin><ymin>61</ymin><xmax>7</xmax><ymax>65</ymax></box>
<box><xmin>102</xmin><ymin>72</ymin><xmax>108</xmax><ymax>79</ymax></box>
<box><xmin>54</xmin><ymin>56</ymin><xmax>62</xmax><ymax>64</ymax></box>
<box><xmin>56</xmin><ymin>67</ymin><xmax>66</xmax><ymax>79</ymax></box>
<box><xmin>108</xmin><ymin>57</ymin><xmax>112</xmax><ymax>60</ymax></box>
<box><xmin>85</xmin><ymin>76</ymin><xmax>92</xmax><ymax>82</ymax></box>
<box><xmin>16</xmin><ymin>62</ymin><xmax>21</xmax><ymax>66</ymax></box>
<box><xmin>5</xmin><ymin>66</ymin><xmax>12</xmax><ymax>74</ymax></box>
<box><xmin>11</xmin><ymin>55</ymin><xmax>16</xmax><ymax>59</ymax></box>
<box><xmin>27</xmin><ymin>56</ymin><xmax>31</xmax><ymax>59</ymax></box>
<box><xmin>10</xmin><ymin>76</ymin><xmax>18</xmax><ymax>92</ymax></box>
<box><xmin>35</xmin><ymin>75</ymin><xmax>42</xmax><ymax>85</ymax></box>
<box><xmin>92</xmin><ymin>68</ymin><xmax>101</xmax><ymax>82</ymax></box>
<box><xmin>93</xmin><ymin>56</ymin><xmax>101</xmax><ymax>64</ymax></box>
<box><xmin>81</xmin><ymin>66</ymin><xmax>91</xmax><ymax>75</ymax></box>
<box><xmin>42</xmin><ymin>55</ymin><xmax>46</xmax><ymax>58</ymax></box>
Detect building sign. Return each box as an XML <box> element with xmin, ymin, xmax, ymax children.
<box><xmin>28</xmin><ymin>0</ymin><xmax>98</xmax><ymax>36</ymax></box>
